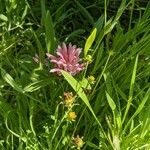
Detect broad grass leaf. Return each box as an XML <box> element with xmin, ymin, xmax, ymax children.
<box><xmin>86</xmin><ymin>141</ymin><xmax>100</xmax><ymax>149</ymax></box>
<box><xmin>79</xmin><ymin>78</ymin><xmax>91</xmax><ymax>90</ymax></box>
<box><xmin>132</xmin><ymin>87</ymin><xmax>150</xmax><ymax>119</ymax></box>
<box><xmin>24</xmin><ymin>78</ymin><xmax>51</xmax><ymax>92</ymax></box>
<box><xmin>74</xmin><ymin>0</ymin><xmax>94</xmax><ymax>25</ymax></box>
<box><xmin>84</xmin><ymin>28</ymin><xmax>97</xmax><ymax>57</ymax></box>
<box><xmin>0</xmin><ymin>14</ymin><xmax>8</xmax><ymax>21</ymax></box>
<box><xmin>45</xmin><ymin>11</ymin><xmax>55</xmax><ymax>53</ymax></box>
<box><xmin>41</xmin><ymin>0</ymin><xmax>55</xmax><ymax>53</ymax></box>
<box><xmin>94</xmin><ymin>15</ymin><xmax>104</xmax><ymax>34</ymax></box>
<box><xmin>106</xmin><ymin>91</ymin><xmax>116</xmax><ymax>111</ymax></box>
<box><xmin>0</xmin><ymin>67</ymin><xmax>24</xmax><ymax>93</ymax></box>
<box><xmin>65</xmin><ymin>29</ymin><xmax>85</xmax><ymax>41</ymax></box>
<box><xmin>124</xmin><ymin>87</ymin><xmax>150</xmax><ymax>133</ymax></box>
<box><xmin>61</xmin><ymin>71</ymin><xmax>91</xmax><ymax>109</ymax></box>
<box><xmin>105</xmin><ymin>0</ymin><xmax>126</xmax><ymax>34</ymax></box>
<box><xmin>122</xmin><ymin>54</ymin><xmax>138</xmax><ymax>123</ymax></box>
<box><xmin>141</xmin><ymin>0</ymin><xmax>150</xmax><ymax>21</ymax></box>
<box><xmin>92</xmin><ymin>43</ymin><xmax>104</xmax><ymax>73</ymax></box>
<box><xmin>32</xmin><ymin>30</ymin><xmax>43</xmax><ymax>52</ymax></box>
<box><xmin>129</xmin><ymin>54</ymin><xmax>139</xmax><ymax>98</ymax></box>
<box><xmin>0</xmin><ymin>68</ymin><xmax>42</xmax><ymax>104</ymax></box>
<box><xmin>95</xmin><ymin>0</ymin><xmax>126</xmax><ymax>49</ymax></box>
<box><xmin>61</xmin><ymin>71</ymin><xmax>100</xmax><ymax>125</ymax></box>
<box><xmin>21</xmin><ymin>5</ymin><xmax>28</xmax><ymax>21</ymax></box>
<box><xmin>32</xmin><ymin>30</ymin><xmax>45</xmax><ymax>68</ymax></box>
<box><xmin>94</xmin><ymin>15</ymin><xmax>104</xmax><ymax>49</ymax></box>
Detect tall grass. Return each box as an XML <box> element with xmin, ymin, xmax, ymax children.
<box><xmin>0</xmin><ymin>0</ymin><xmax>150</xmax><ymax>149</ymax></box>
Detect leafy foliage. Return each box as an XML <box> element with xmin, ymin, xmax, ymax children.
<box><xmin>0</xmin><ymin>0</ymin><xmax>150</xmax><ymax>149</ymax></box>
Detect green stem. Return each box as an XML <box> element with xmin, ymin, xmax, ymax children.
<box><xmin>92</xmin><ymin>54</ymin><xmax>111</xmax><ymax>96</ymax></box>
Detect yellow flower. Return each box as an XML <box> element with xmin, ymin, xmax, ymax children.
<box><xmin>88</xmin><ymin>75</ymin><xmax>95</xmax><ymax>84</ymax></box>
<box><xmin>67</xmin><ymin>111</ymin><xmax>77</xmax><ymax>121</ymax></box>
<box><xmin>85</xmin><ymin>54</ymin><xmax>92</xmax><ymax>63</ymax></box>
<box><xmin>63</xmin><ymin>92</ymin><xmax>75</xmax><ymax>107</ymax></box>
<box><xmin>73</xmin><ymin>135</ymin><xmax>85</xmax><ymax>149</ymax></box>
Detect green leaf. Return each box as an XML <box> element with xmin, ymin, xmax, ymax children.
<box><xmin>61</xmin><ymin>71</ymin><xmax>100</xmax><ymax>125</ymax></box>
<box><xmin>104</xmin><ymin>0</ymin><xmax>126</xmax><ymax>35</ymax></box>
<box><xmin>84</xmin><ymin>28</ymin><xmax>97</xmax><ymax>57</ymax></box>
<box><xmin>122</xmin><ymin>54</ymin><xmax>138</xmax><ymax>123</ymax></box>
<box><xmin>41</xmin><ymin>0</ymin><xmax>55</xmax><ymax>53</ymax></box>
<box><xmin>79</xmin><ymin>78</ymin><xmax>91</xmax><ymax>90</ymax></box>
<box><xmin>132</xmin><ymin>87</ymin><xmax>150</xmax><ymax>118</ymax></box>
<box><xmin>45</xmin><ymin>11</ymin><xmax>55</xmax><ymax>53</ymax></box>
<box><xmin>129</xmin><ymin>55</ymin><xmax>139</xmax><ymax>98</ymax></box>
<box><xmin>32</xmin><ymin>30</ymin><xmax>44</xmax><ymax>68</ymax></box>
<box><xmin>123</xmin><ymin>87</ymin><xmax>150</xmax><ymax>133</ymax></box>
<box><xmin>21</xmin><ymin>5</ymin><xmax>28</xmax><ymax>20</ymax></box>
<box><xmin>74</xmin><ymin>0</ymin><xmax>94</xmax><ymax>25</ymax></box>
<box><xmin>106</xmin><ymin>91</ymin><xmax>116</xmax><ymax>111</ymax></box>
<box><xmin>41</xmin><ymin>0</ymin><xmax>55</xmax><ymax>52</ymax></box>
<box><xmin>65</xmin><ymin>29</ymin><xmax>85</xmax><ymax>41</ymax></box>
<box><xmin>0</xmin><ymin>14</ymin><xmax>8</xmax><ymax>22</ymax></box>
<box><xmin>24</xmin><ymin>78</ymin><xmax>51</xmax><ymax>92</ymax></box>
<box><xmin>62</xmin><ymin>71</ymin><xmax>91</xmax><ymax>109</ymax></box>
<box><xmin>86</xmin><ymin>141</ymin><xmax>100</xmax><ymax>149</ymax></box>
<box><xmin>0</xmin><ymin>67</ymin><xmax>25</xmax><ymax>94</ymax></box>
<box><xmin>92</xmin><ymin>43</ymin><xmax>104</xmax><ymax>73</ymax></box>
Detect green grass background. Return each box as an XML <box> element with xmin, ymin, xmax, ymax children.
<box><xmin>0</xmin><ymin>0</ymin><xmax>150</xmax><ymax>149</ymax></box>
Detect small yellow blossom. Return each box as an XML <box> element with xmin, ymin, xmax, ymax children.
<box><xmin>63</xmin><ymin>92</ymin><xmax>75</xmax><ymax>107</ymax></box>
<box><xmin>73</xmin><ymin>135</ymin><xmax>85</xmax><ymax>149</ymax></box>
<box><xmin>87</xmin><ymin>75</ymin><xmax>95</xmax><ymax>84</ymax></box>
<box><xmin>85</xmin><ymin>54</ymin><xmax>92</xmax><ymax>63</ymax></box>
<box><xmin>108</xmin><ymin>50</ymin><xmax>114</xmax><ymax>56</ymax></box>
<box><xmin>67</xmin><ymin>111</ymin><xmax>77</xmax><ymax>121</ymax></box>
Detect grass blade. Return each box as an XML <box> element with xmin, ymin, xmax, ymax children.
<box><xmin>0</xmin><ymin>67</ymin><xmax>24</xmax><ymax>93</ymax></box>
<box><xmin>106</xmin><ymin>91</ymin><xmax>116</xmax><ymax>111</ymax></box>
<box><xmin>123</xmin><ymin>87</ymin><xmax>150</xmax><ymax>134</ymax></box>
<box><xmin>45</xmin><ymin>11</ymin><xmax>55</xmax><ymax>53</ymax></box>
<box><xmin>24</xmin><ymin>78</ymin><xmax>51</xmax><ymax>92</ymax></box>
<box><xmin>74</xmin><ymin>0</ymin><xmax>94</xmax><ymax>25</ymax></box>
<box><xmin>61</xmin><ymin>70</ymin><xmax>100</xmax><ymax>126</ymax></box>
<box><xmin>84</xmin><ymin>28</ymin><xmax>97</xmax><ymax>57</ymax></box>
<box><xmin>122</xmin><ymin>54</ymin><xmax>139</xmax><ymax>123</ymax></box>
<box><xmin>41</xmin><ymin>0</ymin><xmax>55</xmax><ymax>53</ymax></box>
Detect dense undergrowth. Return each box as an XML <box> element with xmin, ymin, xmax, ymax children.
<box><xmin>0</xmin><ymin>0</ymin><xmax>150</xmax><ymax>149</ymax></box>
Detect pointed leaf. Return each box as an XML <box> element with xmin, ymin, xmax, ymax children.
<box><xmin>61</xmin><ymin>71</ymin><xmax>100</xmax><ymax>125</ymax></box>
<box><xmin>0</xmin><ymin>67</ymin><xmax>24</xmax><ymax>93</ymax></box>
<box><xmin>24</xmin><ymin>78</ymin><xmax>51</xmax><ymax>92</ymax></box>
<box><xmin>45</xmin><ymin>11</ymin><xmax>55</xmax><ymax>52</ymax></box>
<box><xmin>106</xmin><ymin>91</ymin><xmax>116</xmax><ymax>111</ymax></box>
<box><xmin>84</xmin><ymin>28</ymin><xmax>97</xmax><ymax>57</ymax></box>
<box><xmin>0</xmin><ymin>14</ymin><xmax>8</xmax><ymax>22</ymax></box>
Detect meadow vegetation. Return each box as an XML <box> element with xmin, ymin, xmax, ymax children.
<box><xmin>0</xmin><ymin>0</ymin><xmax>150</xmax><ymax>149</ymax></box>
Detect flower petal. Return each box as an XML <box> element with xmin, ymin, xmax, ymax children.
<box><xmin>47</xmin><ymin>43</ymin><xmax>84</xmax><ymax>75</ymax></box>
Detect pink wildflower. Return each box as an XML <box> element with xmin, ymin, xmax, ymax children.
<box><xmin>46</xmin><ymin>43</ymin><xmax>85</xmax><ymax>75</ymax></box>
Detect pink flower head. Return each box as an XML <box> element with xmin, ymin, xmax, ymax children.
<box><xmin>46</xmin><ymin>43</ymin><xmax>85</xmax><ymax>75</ymax></box>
